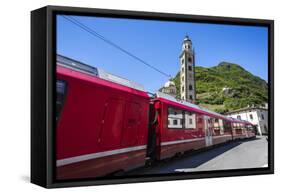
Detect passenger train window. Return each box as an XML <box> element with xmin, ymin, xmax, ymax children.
<box><xmin>56</xmin><ymin>80</ymin><xmax>67</xmax><ymax>121</ymax></box>
<box><xmin>213</xmin><ymin>118</ymin><xmax>224</xmax><ymax>132</ymax></box>
<box><xmin>168</xmin><ymin>107</ymin><xmax>183</xmax><ymax>129</ymax></box>
<box><xmin>223</xmin><ymin>121</ymin><xmax>231</xmax><ymax>131</ymax></box>
<box><xmin>167</xmin><ymin>107</ymin><xmax>196</xmax><ymax>129</ymax></box>
<box><xmin>184</xmin><ymin>111</ymin><xmax>196</xmax><ymax>129</ymax></box>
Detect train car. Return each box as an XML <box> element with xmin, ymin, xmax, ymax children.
<box><xmin>225</xmin><ymin>117</ymin><xmax>256</xmax><ymax>140</ymax></box>
<box><xmin>147</xmin><ymin>92</ymin><xmax>234</xmax><ymax>161</ymax></box>
<box><xmin>230</xmin><ymin>118</ymin><xmax>248</xmax><ymax>140</ymax></box>
<box><xmin>245</xmin><ymin>122</ymin><xmax>257</xmax><ymax>138</ymax></box>
<box><xmin>236</xmin><ymin>119</ymin><xmax>256</xmax><ymax>138</ymax></box>
<box><xmin>56</xmin><ymin>55</ymin><xmax>150</xmax><ymax>179</ymax></box>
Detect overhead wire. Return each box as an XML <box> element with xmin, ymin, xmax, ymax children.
<box><xmin>62</xmin><ymin>15</ymin><xmax>172</xmax><ymax>78</ymax></box>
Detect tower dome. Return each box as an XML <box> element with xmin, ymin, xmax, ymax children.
<box><xmin>164</xmin><ymin>80</ymin><xmax>176</xmax><ymax>88</ymax></box>
<box><xmin>160</xmin><ymin>80</ymin><xmax>177</xmax><ymax>97</ymax></box>
<box><xmin>183</xmin><ymin>35</ymin><xmax>191</xmax><ymax>42</ymax></box>
<box><xmin>182</xmin><ymin>35</ymin><xmax>192</xmax><ymax>51</ymax></box>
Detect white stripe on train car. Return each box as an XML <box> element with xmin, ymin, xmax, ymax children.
<box><xmin>161</xmin><ymin>137</ymin><xmax>205</xmax><ymax>146</ymax></box>
<box><xmin>212</xmin><ymin>134</ymin><xmax>232</xmax><ymax>139</ymax></box>
<box><xmin>57</xmin><ymin>145</ymin><xmax>147</xmax><ymax>167</ymax></box>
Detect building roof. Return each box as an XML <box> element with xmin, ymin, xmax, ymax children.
<box><xmin>225</xmin><ymin>106</ymin><xmax>268</xmax><ymax>115</ymax></box>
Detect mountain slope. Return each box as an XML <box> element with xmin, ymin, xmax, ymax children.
<box><xmin>172</xmin><ymin>62</ymin><xmax>268</xmax><ymax>113</ymax></box>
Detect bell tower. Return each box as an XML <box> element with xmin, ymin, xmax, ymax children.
<box><xmin>179</xmin><ymin>35</ymin><xmax>196</xmax><ymax>103</ymax></box>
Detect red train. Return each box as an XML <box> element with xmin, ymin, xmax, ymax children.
<box><xmin>56</xmin><ymin>55</ymin><xmax>256</xmax><ymax>180</ymax></box>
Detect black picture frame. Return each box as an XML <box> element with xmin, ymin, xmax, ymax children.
<box><xmin>31</xmin><ymin>5</ymin><xmax>274</xmax><ymax>188</ymax></box>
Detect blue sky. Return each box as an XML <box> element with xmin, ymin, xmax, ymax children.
<box><xmin>57</xmin><ymin>15</ymin><xmax>268</xmax><ymax>92</ymax></box>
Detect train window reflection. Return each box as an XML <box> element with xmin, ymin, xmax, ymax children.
<box><xmin>56</xmin><ymin>80</ymin><xmax>67</xmax><ymax>121</ymax></box>
<box><xmin>167</xmin><ymin>107</ymin><xmax>196</xmax><ymax>129</ymax></box>
<box><xmin>168</xmin><ymin>107</ymin><xmax>183</xmax><ymax>129</ymax></box>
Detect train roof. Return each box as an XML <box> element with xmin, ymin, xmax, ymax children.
<box><xmin>156</xmin><ymin>92</ymin><xmax>229</xmax><ymax>119</ymax></box>
<box><xmin>57</xmin><ymin>54</ymin><xmax>146</xmax><ymax>92</ymax></box>
<box><xmin>227</xmin><ymin>117</ymin><xmax>252</xmax><ymax>124</ymax></box>
<box><xmin>155</xmin><ymin>92</ymin><xmax>253</xmax><ymax>124</ymax></box>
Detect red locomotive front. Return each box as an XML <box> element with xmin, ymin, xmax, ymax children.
<box><xmin>56</xmin><ymin>55</ymin><xmax>150</xmax><ymax>179</ymax></box>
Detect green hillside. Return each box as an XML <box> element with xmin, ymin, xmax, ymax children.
<box><xmin>172</xmin><ymin>62</ymin><xmax>268</xmax><ymax>113</ymax></box>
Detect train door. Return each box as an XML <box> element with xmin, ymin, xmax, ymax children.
<box><xmin>146</xmin><ymin>101</ymin><xmax>161</xmax><ymax>163</ymax></box>
<box><xmin>243</xmin><ymin>124</ymin><xmax>249</xmax><ymax>138</ymax></box>
<box><xmin>121</xmin><ymin>102</ymin><xmax>141</xmax><ymax>146</ymax></box>
<box><xmin>204</xmin><ymin>116</ymin><xmax>213</xmax><ymax>147</ymax></box>
<box><xmin>99</xmin><ymin>98</ymin><xmax>125</xmax><ymax>149</ymax></box>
